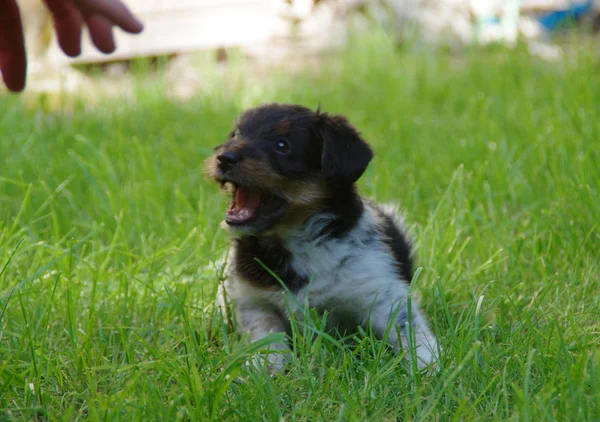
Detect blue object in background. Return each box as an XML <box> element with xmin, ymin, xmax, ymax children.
<box><xmin>537</xmin><ymin>0</ymin><xmax>593</xmax><ymax>30</ymax></box>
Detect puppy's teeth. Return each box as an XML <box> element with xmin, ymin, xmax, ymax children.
<box><xmin>223</xmin><ymin>182</ymin><xmax>236</xmax><ymax>193</ymax></box>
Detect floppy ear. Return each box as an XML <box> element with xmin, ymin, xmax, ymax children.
<box><xmin>317</xmin><ymin>112</ymin><xmax>373</xmax><ymax>188</ymax></box>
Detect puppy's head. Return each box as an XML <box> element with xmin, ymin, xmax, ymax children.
<box><xmin>205</xmin><ymin>103</ymin><xmax>373</xmax><ymax>233</ymax></box>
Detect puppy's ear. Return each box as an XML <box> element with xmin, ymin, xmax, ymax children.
<box><xmin>316</xmin><ymin>112</ymin><xmax>373</xmax><ymax>188</ymax></box>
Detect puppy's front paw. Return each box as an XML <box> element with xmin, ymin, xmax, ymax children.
<box><xmin>250</xmin><ymin>349</ymin><xmax>289</xmax><ymax>375</ymax></box>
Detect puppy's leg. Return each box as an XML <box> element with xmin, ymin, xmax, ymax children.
<box><xmin>236</xmin><ymin>305</ymin><xmax>290</xmax><ymax>372</ymax></box>
<box><xmin>361</xmin><ymin>292</ymin><xmax>438</xmax><ymax>369</ymax></box>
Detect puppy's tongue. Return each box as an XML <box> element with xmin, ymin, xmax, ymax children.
<box><xmin>226</xmin><ymin>187</ymin><xmax>261</xmax><ymax>224</ymax></box>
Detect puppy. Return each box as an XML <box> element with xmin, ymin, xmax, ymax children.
<box><xmin>206</xmin><ymin>103</ymin><xmax>438</xmax><ymax>371</ymax></box>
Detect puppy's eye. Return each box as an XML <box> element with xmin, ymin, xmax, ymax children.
<box><xmin>275</xmin><ymin>138</ymin><xmax>290</xmax><ymax>154</ymax></box>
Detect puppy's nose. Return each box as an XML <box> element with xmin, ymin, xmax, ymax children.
<box><xmin>217</xmin><ymin>151</ymin><xmax>241</xmax><ymax>171</ymax></box>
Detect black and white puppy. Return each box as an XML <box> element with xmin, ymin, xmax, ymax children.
<box><xmin>206</xmin><ymin>103</ymin><xmax>438</xmax><ymax>370</ymax></box>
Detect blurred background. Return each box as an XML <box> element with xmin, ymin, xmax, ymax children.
<box><xmin>10</xmin><ymin>0</ymin><xmax>600</xmax><ymax>99</ymax></box>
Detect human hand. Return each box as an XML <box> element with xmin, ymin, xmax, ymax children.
<box><xmin>0</xmin><ymin>0</ymin><xmax>144</xmax><ymax>92</ymax></box>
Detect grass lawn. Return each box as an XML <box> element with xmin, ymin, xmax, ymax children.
<box><xmin>1</xmin><ymin>31</ymin><xmax>599</xmax><ymax>420</ymax></box>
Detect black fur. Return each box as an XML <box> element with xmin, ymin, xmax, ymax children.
<box><xmin>229</xmin><ymin>104</ymin><xmax>373</xmax><ymax>185</ymax></box>
<box><xmin>378</xmin><ymin>212</ymin><xmax>414</xmax><ymax>283</ymax></box>
<box><xmin>235</xmin><ymin>104</ymin><xmax>322</xmax><ymax>179</ymax></box>
<box><xmin>234</xmin><ymin>235</ymin><xmax>308</xmax><ymax>291</ymax></box>
<box><xmin>314</xmin><ymin>185</ymin><xmax>365</xmax><ymax>240</ymax></box>
<box><xmin>317</xmin><ymin>113</ymin><xmax>374</xmax><ymax>189</ymax></box>
<box><xmin>232</xmin><ymin>104</ymin><xmax>372</xmax><ymax>239</ymax></box>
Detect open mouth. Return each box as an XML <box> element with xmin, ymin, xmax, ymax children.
<box><xmin>221</xmin><ymin>181</ymin><xmax>285</xmax><ymax>226</ymax></box>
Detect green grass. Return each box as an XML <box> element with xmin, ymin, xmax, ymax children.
<box><xmin>1</xmin><ymin>30</ymin><xmax>599</xmax><ymax>420</ymax></box>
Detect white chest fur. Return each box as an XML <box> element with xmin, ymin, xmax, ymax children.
<box><xmin>222</xmin><ymin>202</ymin><xmax>438</xmax><ymax>370</ymax></box>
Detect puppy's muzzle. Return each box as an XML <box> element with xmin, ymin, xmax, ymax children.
<box><xmin>217</xmin><ymin>151</ymin><xmax>241</xmax><ymax>172</ymax></box>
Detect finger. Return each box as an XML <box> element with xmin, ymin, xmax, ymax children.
<box><xmin>80</xmin><ymin>0</ymin><xmax>143</xmax><ymax>34</ymax></box>
<box><xmin>0</xmin><ymin>0</ymin><xmax>27</xmax><ymax>91</ymax></box>
<box><xmin>85</xmin><ymin>15</ymin><xmax>115</xmax><ymax>54</ymax></box>
<box><xmin>43</xmin><ymin>0</ymin><xmax>84</xmax><ymax>57</ymax></box>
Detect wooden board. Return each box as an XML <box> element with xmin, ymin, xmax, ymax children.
<box><xmin>48</xmin><ymin>0</ymin><xmax>284</xmax><ymax>64</ymax></box>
